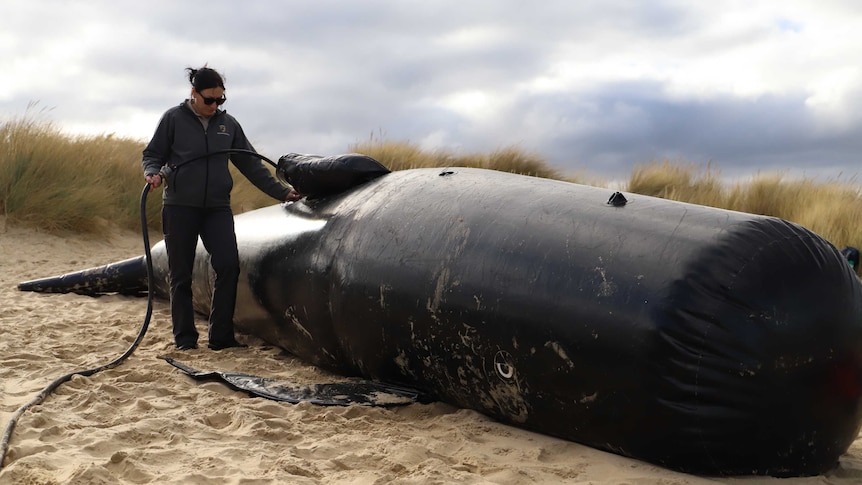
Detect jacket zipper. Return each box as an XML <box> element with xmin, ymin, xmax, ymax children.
<box><xmin>202</xmin><ymin>111</ymin><xmax>226</xmax><ymax>207</ymax></box>
<box><xmin>202</xmin><ymin>125</ymin><xmax>209</xmax><ymax>207</ymax></box>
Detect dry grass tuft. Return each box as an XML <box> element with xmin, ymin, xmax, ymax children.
<box><xmin>626</xmin><ymin>159</ymin><xmax>726</xmax><ymax>208</ymax></box>
<box><xmin>349</xmin><ymin>135</ymin><xmax>585</xmax><ymax>182</ymax></box>
<box><xmin>625</xmin><ymin>161</ymin><xmax>862</xmax><ymax>251</ymax></box>
<box><xmin>0</xmin><ymin>116</ymin><xmax>154</xmax><ymax>234</ymax></box>
<box><xmin>2</xmin><ymin>116</ymin><xmax>860</xmax><ymax>254</ymax></box>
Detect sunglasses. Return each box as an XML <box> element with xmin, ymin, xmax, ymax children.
<box><xmin>196</xmin><ymin>91</ymin><xmax>227</xmax><ymax>106</ymax></box>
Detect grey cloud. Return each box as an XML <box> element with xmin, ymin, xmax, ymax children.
<box><xmin>511</xmin><ymin>83</ymin><xmax>862</xmax><ymax>179</ymax></box>
<box><xmin>4</xmin><ymin>1</ymin><xmax>861</xmax><ymax>182</ymax></box>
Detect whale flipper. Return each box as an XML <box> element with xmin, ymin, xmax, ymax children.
<box><xmin>163</xmin><ymin>357</ymin><xmax>427</xmax><ymax>407</ymax></box>
<box><xmin>17</xmin><ymin>256</ymin><xmax>148</xmax><ymax>296</ymax></box>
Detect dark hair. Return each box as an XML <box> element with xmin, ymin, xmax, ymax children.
<box><xmin>186</xmin><ymin>66</ymin><xmax>225</xmax><ymax>92</ymax></box>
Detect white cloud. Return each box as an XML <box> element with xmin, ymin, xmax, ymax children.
<box><xmin>2</xmin><ymin>0</ymin><xmax>862</xmax><ymax>180</ymax></box>
<box><xmin>804</xmin><ymin>67</ymin><xmax>862</xmax><ymax>131</ymax></box>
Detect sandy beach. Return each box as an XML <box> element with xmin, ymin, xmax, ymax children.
<box><xmin>1</xmin><ymin>217</ymin><xmax>861</xmax><ymax>484</ymax></box>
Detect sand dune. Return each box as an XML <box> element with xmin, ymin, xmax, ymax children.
<box><xmin>1</xmin><ymin>218</ymin><xmax>860</xmax><ymax>484</ymax></box>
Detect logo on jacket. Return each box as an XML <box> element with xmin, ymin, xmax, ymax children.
<box><xmin>217</xmin><ymin>125</ymin><xmax>229</xmax><ymax>136</ymax></box>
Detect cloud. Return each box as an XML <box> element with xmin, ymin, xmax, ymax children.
<box><xmin>2</xmin><ymin>0</ymin><xmax>861</xmax><ymax>181</ymax></box>
<box><xmin>514</xmin><ymin>82</ymin><xmax>862</xmax><ymax>179</ymax></box>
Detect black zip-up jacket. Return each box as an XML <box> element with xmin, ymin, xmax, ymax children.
<box><xmin>142</xmin><ymin>101</ymin><xmax>290</xmax><ymax>208</ymax></box>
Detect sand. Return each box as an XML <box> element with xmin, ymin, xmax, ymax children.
<box><xmin>1</xmin><ymin>218</ymin><xmax>861</xmax><ymax>485</ymax></box>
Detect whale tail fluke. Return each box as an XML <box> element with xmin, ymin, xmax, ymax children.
<box><xmin>17</xmin><ymin>256</ymin><xmax>148</xmax><ymax>296</ymax></box>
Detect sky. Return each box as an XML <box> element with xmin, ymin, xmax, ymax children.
<box><xmin>2</xmin><ymin>0</ymin><xmax>861</xmax><ymax>182</ymax></box>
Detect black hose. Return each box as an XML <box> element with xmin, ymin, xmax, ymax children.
<box><xmin>171</xmin><ymin>148</ymin><xmax>277</xmax><ymax>170</ymax></box>
<box><xmin>0</xmin><ymin>149</ymin><xmax>280</xmax><ymax>469</ymax></box>
<box><xmin>0</xmin><ymin>184</ymin><xmax>156</xmax><ymax>469</ymax></box>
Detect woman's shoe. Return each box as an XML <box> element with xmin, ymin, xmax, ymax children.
<box><xmin>207</xmin><ymin>340</ymin><xmax>247</xmax><ymax>351</ymax></box>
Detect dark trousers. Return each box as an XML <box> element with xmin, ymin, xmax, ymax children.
<box><xmin>162</xmin><ymin>204</ymin><xmax>240</xmax><ymax>347</ymax></box>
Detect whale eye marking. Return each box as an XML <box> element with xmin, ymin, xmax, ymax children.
<box><xmin>496</xmin><ymin>362</ymin><xmax>514</xmax><ymax>379</ymax></box>
<box><xmin>494</xmin><ymin>350</ymin><xmax>515</xmax><ymax>380</ymax></box>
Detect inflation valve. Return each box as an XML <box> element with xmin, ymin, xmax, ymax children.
<box><xmin>607</xmin><ymin>191</ymin><xmax>628</xmax><ymax>207</ymax></box>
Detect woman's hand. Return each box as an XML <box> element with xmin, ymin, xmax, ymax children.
<box><xmin>285</xmin><ymin>189</ymin><xmax>303</xmax><ymax>202</ymax></box>
<box><xmin>145</xmin><ymin>173</ymin><xmax>162</xmax><ymax>191</ymax></box>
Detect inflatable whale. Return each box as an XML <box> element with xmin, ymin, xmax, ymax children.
<box><xmin>19</xmin><ymin>161</ymin><xmax>862</xmax><ymax>477</ymax></box>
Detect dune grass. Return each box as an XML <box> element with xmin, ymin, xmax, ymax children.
<box><xmin>1</xmin><ymin>117</ymin><xmax>860</xmax><ymax>256</ymax></box>
<box><xmin>0</xmin><ymin>116</ymin><xmax>157</xmax><ymax>233</ymax></box>
<box><xmin>627</xmin><ymin>159</ymin><xmax>862</xmax><ymax>251</ymax></box>
<box><xmin>349</xmin><ymin>136</ymin><xmax>567</xmax><ymax>180</ymax></box>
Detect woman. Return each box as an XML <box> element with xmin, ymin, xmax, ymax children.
<box><xmin>142</xmin><ymin>66</ymin><xmax>301</xmax><ymax>351</ymax></box>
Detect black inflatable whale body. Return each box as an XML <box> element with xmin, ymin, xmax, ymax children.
<box><xmin>18</xmin><ymin>156</ymin><xmax>862</xmax><ymax>477</ymax></box>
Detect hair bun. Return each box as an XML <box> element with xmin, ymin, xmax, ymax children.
<box><xmin>186</xmin><ymin>66</ymin><xmax>224</xmax><ymax>91</ymax></box>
